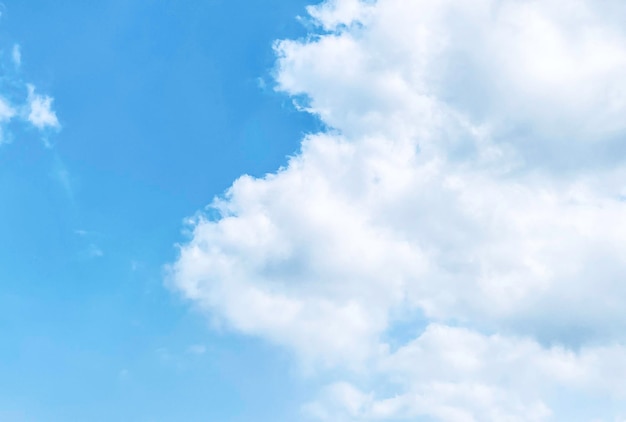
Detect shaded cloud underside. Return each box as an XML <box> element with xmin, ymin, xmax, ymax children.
<box><xmin>171</xmin><ymin>0</ymin><xmax>626</xmax><ymax>420</ymax></box>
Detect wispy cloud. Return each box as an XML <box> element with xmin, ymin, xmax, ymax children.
<box><xmin>87</xmin><ymin>244</ymin><xmax>104</xmax><ymax>258</ymax></box>
<box><xmin>73</xmin><ymin>229</ymin><xmax>105</xmax><ymax>259</ymax></box>
<box><xmin>0</xmin><ymin>97</ymin><xmax>16</xmax><ymax>121</ymax></box>
<box><xmin>11</xmin><ymin>44</ymin><xmax>21</xmax><ymax>68</ymax></box>
<box><xmin>26</xmin><ymin>84</ymin><xmax>60</xmax><ymax>131</ymax></box>
<box><xmin>50</xmin><ymin>153</ymin><xmax>74</xmax><ymax>202</ymax></box>
<box><xmin>0</xmin><ymin>84</ymin><xmax>59</xmax><ymax>143</ymax></box>
<box><xmin>0</xmin><ymin>39</ymin><xmax>72</xmax><ymax>211</ymax></box>
<box><xmin>0</xmin><ymin>97</ymin><xmax>16</xmax><ymax>145</ymax></box>
<box><xmin>0</xmin><ymin>40</ymin><xmax>61</xmax><ymax>147</ymax></box>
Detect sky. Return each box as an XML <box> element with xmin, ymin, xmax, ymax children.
<box><xmin>4</xmin><ymin>0</ymin><xmax>626</xmax><ymax>421</ymax></box>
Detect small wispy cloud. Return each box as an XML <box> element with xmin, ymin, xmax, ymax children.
<box><xmin>74</xmin><ymin>229</ymin><xmax>105</xmax><ymax>238</ymax></box>
<box><xmin>54</xmin><ymin>163</ymin><xmax>71</xmax><ymax>194</ymax></box>
<box><xmin>11</xmin><ymin>44</ymin><xmax>21</xmax><ymax>68</ymax></box>
<box><xmin>74</xmin><ymin>230</ymin><xmax>105</xmax><ymax>259</ymax></box>
<box><xmin>26</xmin><ymin>84</ymin><xmax>60</xmax><ymax>131</ymax></box>
<box><xmin>130</xmin><ymin>260</ymin><xmax>143</xmax><ymax>272</ymax></box>
<box><xmin>0</xmin><ymin>97</ymin><xmax>16</xmax><ymax>122</ymax></box>
<box><xmin>0</xmin><ymin>97</ymin><xmax>16</xmax><ymax>145</ymax></box>
<box><xmin>0</xmin><ymin>43</ymin><xmax>61</xmax><ymax>148</ymax></box>
<box><xmin>87</xmin><ymin>244</ymin><xmax>104</xmax><ymax>258</ymax></box>
<box><xmin>51</xmin><ymin>154</ymin><xmax>74</xmax><ymax>201</ymax></box>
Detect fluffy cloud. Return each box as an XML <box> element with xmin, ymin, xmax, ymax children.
<box><xmin>306</xmin><ymin>325</ymin><xmax>626</xmax><ymax>421</ymax></box>
<box><xmin>27</xmin><ymin>84</ymin><xmax>60</xmax><ymax>130</ymax></box>
<box><xmin>170</xmin><ymin>0</ymin><xmax>626</xmax><ymax>419</ymax></box>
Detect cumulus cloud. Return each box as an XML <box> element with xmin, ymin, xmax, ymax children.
<box><xmin>170</xmin><ymin>0</ymin><xmax>626</xmax><ymax>419</ymax></box>
<box><xmin>306</xmin><ymin>325</ymin><xmax>626</xmax><ymax>421</ymax></box>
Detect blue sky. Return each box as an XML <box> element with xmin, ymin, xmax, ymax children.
<box><xmin>0</xmin><ymin>1</ymin><xmax>320</xmax><ymax>421</ymax></box>
<box><xmin>5</xmin><ymin>1</ymin><xmax>626</xmax><ymax>421</ymax></box>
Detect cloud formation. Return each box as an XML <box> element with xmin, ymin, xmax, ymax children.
<box><xmin>0</xmin><ymin>44</ymin><xmax>60</xmax><ymax>146</ymax></box>
<box><xmin>170</xmin><ymin>0</ymin><xmax>626</xmax><ymax>420</ymax></box>
<box><xmin>26</xmin><ymin>84</ymin><xmax>60</xmax><ymax>130</ymax></box>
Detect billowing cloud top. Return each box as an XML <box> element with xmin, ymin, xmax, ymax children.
<box><xmin>170</xmin><ymin>0</ymin><xmax>626</xmax><ymax>420</ymax></box>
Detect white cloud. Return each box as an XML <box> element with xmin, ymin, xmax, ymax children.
<box><xmin>27</xmin><ymin>84</ymin><xmax>60</xmax><ymax>130</ymax></box>
<box><xmin>305</xmin><ymin>0</ymin><xmax>376</xmax><ymax>31</ymax></box>
<box><xmin>307</xmin><ymin>325</ymin><xmax>626</xmax><ymax>421</ymax></box>
<box><xmin>170</xmin><ymin>0</ymin><xmax>626</xmax><ymax>419</ymax></box>
<box><xmin>0</xmin><ymin>44</ymin><xmax>60</xmax><ymax>146</ymax></box>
